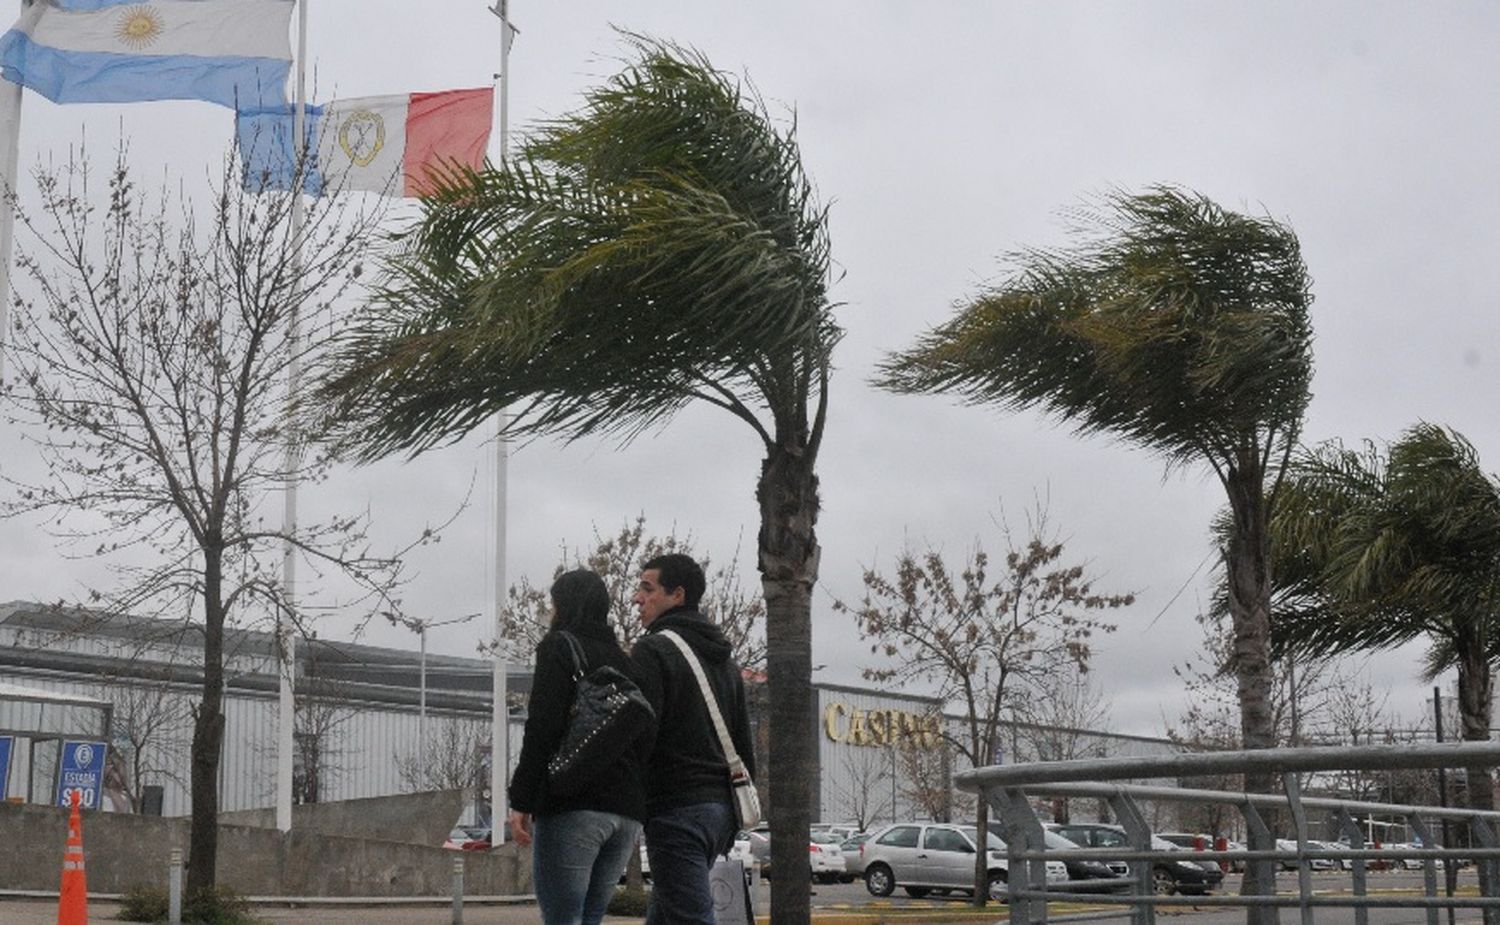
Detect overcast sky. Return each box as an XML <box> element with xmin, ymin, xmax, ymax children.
<box><xmin>3</xmin><ymin>1</ymin><xmax>1498</xmax><ymax>737</ymax></box>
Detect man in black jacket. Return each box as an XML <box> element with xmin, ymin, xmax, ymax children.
<box><xmin>630</xmin><ymin>553</ymin><xmax>755</xmax><ymax>925</ymax></box>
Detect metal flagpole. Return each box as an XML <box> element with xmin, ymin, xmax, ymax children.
<box><xmin>0</xmin><ymin>2</ymin><xmax>25</xmax><ymax>383</ymax></box>
<box><xmin>486</xmin><ymin>0</ymin><xmax>514</xmax><ymax>847</ymax></box>
<box><xmin>277</xmin><ymin>0</ymin><xmax>311</xmax><ymax>834</ymax></box>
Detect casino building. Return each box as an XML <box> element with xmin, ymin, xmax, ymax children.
<box><xmin>2</xmin><ymin>600</ymin><xmax>1179</xmax><ymax>823</ymax></box>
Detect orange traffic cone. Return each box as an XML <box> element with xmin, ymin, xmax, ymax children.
<box><xmin>58</xmin><ymin>790</ymin><xmax>87</xmax><ymax>925</ymax></box>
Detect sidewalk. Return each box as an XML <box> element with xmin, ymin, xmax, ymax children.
<box><xmin>0</xmin><ymin>896</ymin><xmax>595</xmax><ymax>924</ymax></box>
<box><xmin>0</xmin><ymin>895</ymin><xmax>1021</xmax><ymax>924</ymax></box>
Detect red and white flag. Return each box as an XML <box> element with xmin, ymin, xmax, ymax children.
<box><xmin>317</xmin><ymin>87</ymin><xmax>493</xmax><ymax>197</ymax></box>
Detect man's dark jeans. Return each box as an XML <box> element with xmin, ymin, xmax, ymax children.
<box><xmin>644</xmin><ymin>801</ymin><xmax>736</xmax><ymax>924</ymax></box>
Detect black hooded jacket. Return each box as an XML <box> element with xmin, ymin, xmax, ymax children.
<box><xmin>630</xmin><ymin>606</ymin><xmax>755</xmax><ymax>816</ymax></box>
<box><xmin>507</xmin><ymin>622</ymin><xmax>650</xmax><ymax>821</ymax></box>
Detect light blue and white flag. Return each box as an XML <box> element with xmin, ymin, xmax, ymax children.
<box><xmin>0</xmin><ymin>0</ymin><xmax>293</xmax><ymax>109</ymax></box>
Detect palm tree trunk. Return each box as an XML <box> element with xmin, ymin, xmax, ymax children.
<box><xmin>1456</xmin><ymin>641</ymin><xmax>1494</xmax><ymax>811</ymax></box>
<box><xmin>186</xmin><ymin>546</ymin><xmax>227</xmax><ymax>897</ymax></box>
<box><xmin>757</xmin><ymin>438</ymin><xmax>820</xmax><ymax>925</ymax></box>
<box><xmin>1224</xmin><ymin>467</ymin><xmax>1279</xmax><ymax>925</ymax></box>
<box><xmin>1455</xmin><ymin>640</ymin><xmax>1497</xmax><ymax>921</ymax></box>
<box><xmin>1224</xmin><ymin>468</ymin><xmax>1277</xmax><ymax>773</ymax></box>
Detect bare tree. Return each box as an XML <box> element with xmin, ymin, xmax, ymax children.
<box><xmin>96</xmin><ymin>671</ymin><xmax>189</xmax><ymax>813</ymax></box>
<box><xmin>0</xmin><ymin>148</ymin><xmax>435</xmax><ymax>894</ymax></box>
<box><xmin>1009</xmin><ymin>672</ymin><xmax>1111</xmax><ymax>823</ymax></box>
<box><xmin>826</xmin><ymin>747</ymin><xmax>893</xmax><ymax>832</ymax></box>
<box><xmin>395</xmin><ymin>717</ymin><xmax>489</xmax><ymax>793</ymax></box>
<box><xmin>290</xmin><ymin>661</ymin><xmax>360</xmax><ymax>805</ymax></box>
<box><xmin>896</xmin><ymin>732</ymin><xmax>973</xmax><ymax>824</ymax></box>
<box><xmin>494</xmin><ymin>514</ymin><xmax>765</xmax><ymax>669</ymax></box>
<box><xmin>839</xmin><ymin>506</ymin><xmax>1132</xmax><ymax>904</ymax></box>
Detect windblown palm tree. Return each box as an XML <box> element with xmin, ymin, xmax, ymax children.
<box><xmin>877</xmin><ymin>188</ymin><xmax>1314</xmax><ymax>792</ymax></box>
<box><xmin>1271</xmin><ymin>424</ymin><xmax>1500</xmax><ymax>812</ymax></box>
<box><xmin>317</xmin><ymin>39</ymin><xmax>836</xmax><ymax>924</ymax></box>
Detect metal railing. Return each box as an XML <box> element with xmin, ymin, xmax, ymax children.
<box><xmin>956</xmin><ymin>741</ymin><xmax>1500</xmax><ymax>925</ymax></box>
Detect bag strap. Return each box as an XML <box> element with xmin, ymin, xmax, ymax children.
<box><xmin>555</xmin><ymin>630</ymin><xmax>587</xmax><ymax>683</ymax></box>
<box><xmin>657</xmin><ymin>630</ymin><xmax>744</xmax><ymax>767</ymax></box>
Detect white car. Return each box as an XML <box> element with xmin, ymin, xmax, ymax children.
<box><xmin>861</xmin><ymin>822</ymin><xmax>1067</xmax><ymax>900</ymax></box>
<box><xmin>809</xmin><ymin>831</ymin><xmax>848</xmax><ymax>883</ymax></box>
<box><xmin>1276</xmin><ymin>838</ymin><xmax>1335</xmax><ymax>871</ymax></box>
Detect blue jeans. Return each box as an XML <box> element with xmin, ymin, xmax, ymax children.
<box><xmin>644</xmin><ymin>801</ymin><xmax>737</xmax><ymax>925</ymax></box>
<box><xmin>532</xmin><ymin>810</ymin><xmax>642</xmax><ymax>925</ymax></box>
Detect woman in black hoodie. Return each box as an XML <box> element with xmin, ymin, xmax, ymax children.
<box><xmin>508</xmin><ymin>569</ymin><xmax>650</xmax><ymax>925</ymax></box>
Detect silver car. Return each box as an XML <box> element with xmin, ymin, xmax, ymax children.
<box><xmin>860</xmin><ymin>822</ymin><xmax>1067</xmax><ymax>900</ymax></box>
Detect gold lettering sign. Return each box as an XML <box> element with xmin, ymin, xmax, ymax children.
<box><xmin>824</xmin><ymin>702</ymin><xmax>845</xmax><ymax>742</ymax></box>
<box><xmin>822</xmin><ymin>701</ymin><xmax>938</xmax><ymax>751</ymax></box>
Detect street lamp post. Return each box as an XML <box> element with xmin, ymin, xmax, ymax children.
<box><xmin>397</xmin><ymin>612</ymin><xmax>481</xmax><ymax>769</ymax></box>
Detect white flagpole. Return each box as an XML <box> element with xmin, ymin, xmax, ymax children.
<box><xmin>0</xmin><ymin>2</ymin><xmax>25</xmax><ymax>383</ymax></box>
<box><xmin>277</xmin><ymin>0</ymin><xmax>310</xmax><ymax>835</ymax></box>
<box><xmin>487</xmin><ymin>0</ymin><xmax>514</xmax><ymax>848</ymax></box>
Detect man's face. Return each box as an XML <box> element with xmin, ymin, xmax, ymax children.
<box><xmin>635</xmin><ymin>568</ymin><xmax>685</xmax><ymax>627</ymax></box>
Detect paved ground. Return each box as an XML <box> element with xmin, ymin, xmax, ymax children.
<box><xmin>1</xmin><ymin>897</ymin><xmax>593</xmax><ymax>924</ymax></box>
<box><xmin>0</xmin><ymin>870</ymin><xmax>1485</xmax><ymax>923</ymax></box>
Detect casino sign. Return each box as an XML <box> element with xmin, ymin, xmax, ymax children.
<box><xmin>823</xmin><ymin>701</ymin><xmax>941</xmax><ymax>750</ymax></box>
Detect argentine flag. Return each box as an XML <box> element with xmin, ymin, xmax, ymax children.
<box><xmin>0</xmin><ymin>0</ymin><xmax>293</xmax><ymax>109</ymax></box>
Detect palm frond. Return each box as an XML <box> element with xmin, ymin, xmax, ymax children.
<box><xmin>877</xmin><ymin>186</ymin><xmax>1313</xmax><ymax>471</ymax></box>
<box><xmin>317</xmin><ymin>36</ymin><xmax>838</xmax><ymax>459</ymax></box>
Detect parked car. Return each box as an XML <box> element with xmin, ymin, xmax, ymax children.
<box><xmin>860</xmin><ymin>822</ymin><xmax>1067</xmax><ymax>900</ymax></box>
<box><xmin>442</xmin><ymin>824</ymin><xmax>492</xmax><ymax>851</ymax></box>
<box><xmin>1310</xmin><ymin>839</ymin><xmax>1352</xmax><ymax>870</ymax></box>
<box><xmin>1042</xmin><ymin>828</ymin><xmax>1122</xmax><ymax>885</ymax></box>
<box><xmin>1047</xmin><ymin>823</ymin><xmax>1224</xmax><ymax>895</ymax></box>
<box><xmin>1276</xmin><ymin>838</ymin><xmax>1336</xmax><ymax>871</ymax></box>
<box><xmin>809</xmin><ymin>831</ymin><xmax>848</xmax><ymax>883</ymax></box>
<box><xmin>840</xmin><ymin>832</ymin><xmax>872</xmax><ymax>883</ymax></box>
<box><xmin>1158</xmin><ymin>831</ymin><xmax>1238</xmax><ymax>873</ymax></box>
<box><xmin>1157</xmin><ymin>832</ymin><xmax>1211</xmax><ymax>851</ymax></box>
<box><xmin>811</xmin><ymin>821</ymin><xmax>862</xmax><ymax>840</ymax></box>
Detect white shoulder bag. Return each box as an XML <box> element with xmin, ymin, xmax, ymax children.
<box><xmin>658</xmin><ymin>630</ymin><xmax>762</xmax><ymax>828</ymax></box>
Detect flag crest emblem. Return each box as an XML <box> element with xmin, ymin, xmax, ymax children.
<box><xmin>114</xmin><ymin>7</ymin><xmax>164</xmax><ymax>50</ymax></box>
<box><xmin>338</xmin><ymin>110</ymin><xmax>386</xmax><ymax>167</ymax></box>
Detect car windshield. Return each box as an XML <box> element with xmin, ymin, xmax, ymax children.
<box><xmin>1043</xmin><ymin>830</ymin><xmax>1083</xmax><ymax>849</ymax></box>
<box><xmin>810</xmin><ymin>832</ymin><xmax>841</xmax><ymax>844</ymax></box>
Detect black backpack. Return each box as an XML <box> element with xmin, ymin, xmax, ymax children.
<box><xmin>546</xmin><ymin>631</ymin><xmax>656</xmax><ymax>796</ymax></box>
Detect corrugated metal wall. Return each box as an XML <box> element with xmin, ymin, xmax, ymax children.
<box><xmin>0</xmin><ymin>669</ymin><xmax>518</xmax><ymax>817</ymax></box>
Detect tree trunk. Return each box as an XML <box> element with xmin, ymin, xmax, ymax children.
<box><xmin>972</xmin><ymin>797</ymin><xmax>990</xmax><ymax>907</ymax></box>
<box><xmin>1224</xmin><ymin>466</ymin><xmax>1279</xmax><ymax>925</ymax></box>
<box><xmin>757</xmin><ymin>437</ymin><xmax>820</xmax><ymax>925</ymax></box>
<box><xmin>186</xmin><ymin>546</ymin><xmax>227</xmax><ymax>897</ymax></box>
<box><xmin>1456</xmin><ymin>641</ymin><xmax>1494</xmax><ymax>812</ymax></box>
<box><xmin>1224</xmin><ymin>467</ymin><xmax>1277</xmax><ymax>779</ymax></box>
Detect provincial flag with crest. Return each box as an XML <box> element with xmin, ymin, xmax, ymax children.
<box><xmin>237</xmin><ymin>88</ymin><xmax>494</xmax><ymax>198</ymax></box>
<box><xmin>0</xmin><ymin>0</ymin><xmax>293</xmax><ymax>109</ymax></box>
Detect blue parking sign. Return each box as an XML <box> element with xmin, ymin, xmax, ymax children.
<box><xmin>55</xmin><ymin>740</ymin><xmax>107</xmax><ymax>810</ymax></box>
<box><xmin>0</xmin><ymin>736</ymin><xmax>12</xmax><ymax>797</ymax></box>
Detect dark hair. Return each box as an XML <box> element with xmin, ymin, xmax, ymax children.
<box><xmin>549</xmin><ymin>569</ymin><xmax>611</xmax><ymax>633</ymax></box>
<box><xmin>641</xmin><ymin>553</ymin><xmax>706</xmax><ymax>609</ymax></box>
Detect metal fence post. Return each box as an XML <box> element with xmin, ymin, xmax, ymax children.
<box><xmin>1335</xmin><ymin>807</ymin><xmax>1369</xmax><ymax>925</ymax></box>
<box><xmin>168</xmin><ymin>848</ymin><xmax>182</xmax><ymax>925</ymax></box>
<box><xmin>451</xmin><ymin>854</ymin><xmax>464</xmax><ymax>925</ymax></box>
<box><xmin>1108</xmin><ymin>789</ymin><xmax>1155</xmax><ymax>925</ymax></box>
<box><xmin>990</xmin><ymin>787</ymin><xmax>1043</xmax><ymax>923</ymax></box>
<box><xmin>1283</xmin><ymin>772</ymin><xmax>1314</xmax><ymax>925</ymax></box>
<box><xmin>1241</xmin><ymin>799</ymin><xmax>1279</xmax><ymax>925</ymax></box>
<box><xmin>1409</xmin><ymin>813</ymin><xmax>1441</xmax><ymax>925</ymax></box>
<box><xmin>1470</xmin><ymin>816</ymin><xmax>1500</xmax><ymax>925</ymax></box>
